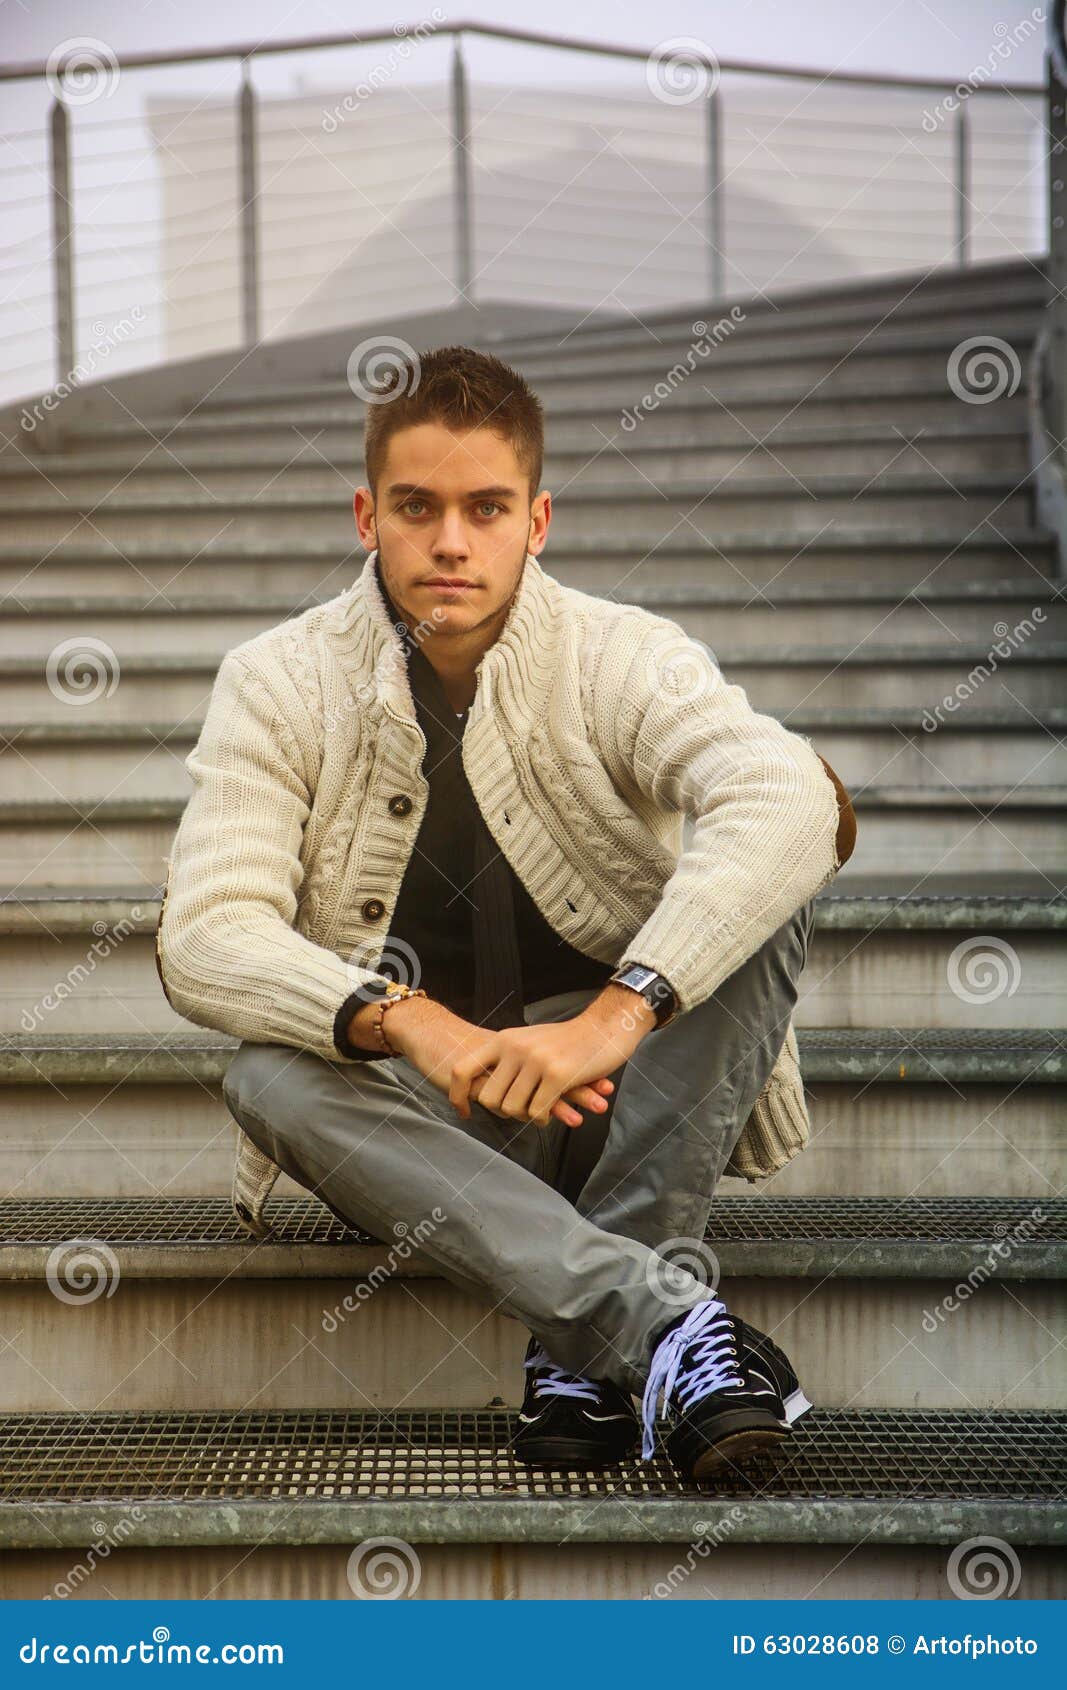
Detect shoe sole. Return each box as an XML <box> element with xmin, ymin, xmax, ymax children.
<box><xmin>512</xmin><ymin>1431</ymin><xmax>639</xmax><ymax>1468</ymax></box>
<box><xmin>684</xmin><ymin>1388</ymin><xmax>813</xmax><ymax>1480</ymax></box>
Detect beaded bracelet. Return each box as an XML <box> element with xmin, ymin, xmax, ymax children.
<box><xmin>375</xmin><ymin>986</ymin><xmax>428</xmax><ymax>1056</ymax></box>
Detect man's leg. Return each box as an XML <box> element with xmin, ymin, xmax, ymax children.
<box><xmin>221</xmin><ymin>1035</ymin><xmax>708</xmax><ymax>1396</ymax></box>
<box><xmin>530</xmin><ymin>898</ymin><xmax>819</xmax><ymax>1473</ymax></box>
<box><xmin>531</xmin><ymin>896</ymin><xmax>817</xmax><ymax>1249</ymax></box>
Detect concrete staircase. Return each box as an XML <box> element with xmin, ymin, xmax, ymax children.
<box><xmin>0</xmin><ymin>256</ymin><xmax>1064</xmax><ymax>1600</ymax></box>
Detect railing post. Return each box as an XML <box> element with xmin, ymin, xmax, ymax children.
<box><xmin>49</xmin><ymin>96</ymin><xmax>74</xmax><ymax>384</ymax></box>
<box><xmin>707</xmin><ymin>83</ymin><xmax>724</xmax><ymax>302</ymax></box>
<box><xmin>238</xmin><ymin>59</ymin><xmax>260</xmax><ymax>346</ymax></box>
<box><xmin>451</xmin><ymin>35</ymin><xmax>474</xmax><ymax>301</ymax></box>
<box><xmin>954</xmin><ymin>102</ymin><xmax>970</xmax><ymax>266</ymax></box>
<box><xmin>1049</xmin><ymin>14</ymin><xmax>1067</xmax><ymax>462</ymax></box>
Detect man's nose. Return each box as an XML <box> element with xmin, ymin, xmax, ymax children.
<box><xmin>432</xmin><ymin>508</ymin><xmax>471</xmax><ymax>556</ymax></box>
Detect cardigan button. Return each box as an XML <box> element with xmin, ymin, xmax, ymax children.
<box><xmin>361</xmin><ymin>898</ymin><xmax>386</xmax><ymax>922</ymax></box>
<box><xmin>387</xmin><ymin>793</ymin><xmax>413</xmax><ymax>817</ymax></box>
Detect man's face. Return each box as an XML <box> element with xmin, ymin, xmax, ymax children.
<box><xmin>353</xmin><ymin>421</ymin><xmax>550</xmax><ymax>640</ymax></box>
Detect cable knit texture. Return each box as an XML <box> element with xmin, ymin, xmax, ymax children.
<box><xmin>157</xmin><ymin>549</ymin><xmax>848</xmax><ymax>1213</ymax></box>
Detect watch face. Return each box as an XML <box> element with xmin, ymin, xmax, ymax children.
<box><xmin>621</xmin><ymin>965</ymin><xmax>657</xmax><ymax>989</ymax></box>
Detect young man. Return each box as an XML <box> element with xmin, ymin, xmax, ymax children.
<box><xmin>157</xmin><ymin>345</ymin><xmax>856</xmax><ymax>1480</ymax></box>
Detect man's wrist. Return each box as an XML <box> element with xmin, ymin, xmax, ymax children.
<box><xmin>345</xmin><ymin>997</ymin><xmax>393</xmax><ymax>1054</ymax></box>
<box><xmin>606</xmin><ymin>963</ymin><xmax>678</xmax><ymax>1030</ymax></box>
<box><xmin>347</xmin><ymin>990</ymin><xmax>440</xmax><ymax>1058</ymax></box>
<box><xmin>582</xmin><ymin>980</ymin><xmax>658</xmax><ymax>1048</ymax></box>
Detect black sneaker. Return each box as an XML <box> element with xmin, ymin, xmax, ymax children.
<box><xmin>640</xmin><ymin>1297</ymin><xmax>812</xmax><ymax>1479</ymax></box>
<box><xmin>512</xmin><ymin>1336</ymin><xmax>639</xmax><ymax>1467</ymax></box>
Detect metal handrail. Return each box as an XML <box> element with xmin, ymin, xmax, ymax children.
<box><xmin>0</xmin><ymin>21</ymin><xmax>1044</xmax><ymax>91</ymax></box>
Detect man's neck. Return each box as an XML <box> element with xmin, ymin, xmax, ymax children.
<box><xmin>374</xmin><ymin>555</ymin><xmax>515</xmax><ymax>714</ymax></box>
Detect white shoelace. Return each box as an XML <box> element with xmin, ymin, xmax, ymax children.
<box><xmin>640</xmin><ymin>1297</ymin><xmax>742</xmax><ymax>1459</ymax></box>
<box><xmin>524</xmin><ymin>1342</ymin><xmax>603</xmax><ymax>1403</ymax></box>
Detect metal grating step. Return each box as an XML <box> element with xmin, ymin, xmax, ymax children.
<box><xmin>1</xmin><ymin>1197</ymin><xmax>1062</xmax><ymax>1279</ymax></box>
<box><xmin>0</xmin><ymin>1410</ymin><xmax>1062</xmax><ymax>1549</ymax></box>
<box><xmin>1</xmin><ymin>1407</ymin><xmax>1059</xmax><ymax>1501</ymax></box>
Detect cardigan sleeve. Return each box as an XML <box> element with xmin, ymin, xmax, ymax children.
<box><xmin>156</xmin><ymin>649</ymin><xmax>395</xmax><ymax>1061</ymax></box>
<box><xmin>597</xmin><ymin>616</ymin><xmax>851</xmax><ymax>1015</ymax></box>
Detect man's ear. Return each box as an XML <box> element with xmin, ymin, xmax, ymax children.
<box><xmin>816</xmin><ymin>753</ymin><xmax>857</xmax><ymax>867</ymax></box>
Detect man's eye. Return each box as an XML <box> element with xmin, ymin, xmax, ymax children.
<box><xmin>477</xmin><ymin>502</ymin><xmax>504</xmax><ymax>516</ymax></box>
<box><xmin>401</xmin><ymin>499</ymin><xmax>426</xmax><ymax>515</ymax></box>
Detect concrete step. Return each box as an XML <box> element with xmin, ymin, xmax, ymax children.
<box><xmin>497</xmin><ymin>260</ymin><xmax>1047</xmax><ymax>354</ymax></box>
<box><xmin>61</xmin><ymin>384</ymin><xmax>1035</xmax><ymax>453</ymax></box>
<box><xmin>5</xmin><ymin>709</ymin><xmax>1065</xmax><ymax>804</ymax></box>
<box><xmin>511</xmin><ymin>320</ymin><xmax>1040</xmax><ymax>389</ymax></box>
<box><xmin>4</xmin><ymin>582</ymin><xmax>1064</xmax><ymax>662</ymax></box>
<box><xmin>0</xmin><ymin>532</ymin><xmax>1051</xmax><ymax>599</ymax></box>
<box><xmin>728</xmin><ymin>647</ymin><xmax>1065</xmax><ymax>711</ymax></box>
<box><xmin>0</xmin><ymin>476</ymin><xmax>1035</xmax><ymax>550</ymax></box>
<box><xmin>832</xmin><ymin>786</ymin><xmax>1066</xmax><ymax>876</ymax></box>
<box><xmin>0</xmin><ymin>1197</ymin><xmax>1061</xmax><ymax>1412</ymax></box>
<box><xmin>0</xmin><ymin>423</ymin><xmax>1034</xmax><ymax>499</ymax></box>
<box><xmin>21</xmin><ymin>409</ymin><xmax>1031</xmax><ymax>485</ymax></box>
<box><xmin>0</xmin><ymin>886</ymin><xmax>1062</xmax><ymax>1036</ymax></box>
<box><xmin>1</xmin><ymin>1026</ymin><xmax>1062</xmax><ymax>1200</ymax></box>
<box><xmin>114</xmin><ymin>320</ymin><xmax>1037</xmax><ymax>424</ymax></box>
<box><xmin>0</xmin><ymin>1407</ymin><xmax>1062</xmax><ymax>1600</ymax></box>
<box><xmin>4</xmin><ymin>645</ymin><xmax>1063</xmax><ymax>727</ymax></box>
<box><xmin>184</xmin><ymin>284</ymin><xmax>1041</xmax><ymax>402</ymax></box>
<box><xmin>801</xmin><ymin>711</ymin><xmax>1067</xmax><ymax>790</ymax></box>
<box><xmin>3</xmin><ymin>783</ymin><xmax>1065</xmax><ymax>886</ymax></box>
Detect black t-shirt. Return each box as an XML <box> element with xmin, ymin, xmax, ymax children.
<box><xmin>379</xmin><ymin>573</ymin><xmax>613</xmax><ymax>1023</ymax></box>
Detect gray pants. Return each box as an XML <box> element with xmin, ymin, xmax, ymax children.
<box><xmin>222</xmin><ymin>898</ymin><xmax>815</xmax><ymax>1396</ymax></box>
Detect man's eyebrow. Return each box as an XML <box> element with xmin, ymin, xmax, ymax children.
<box><xmin>386</xmin><ymin>482</ymin><xmax>519</xmax><ymax>499</ymax></box>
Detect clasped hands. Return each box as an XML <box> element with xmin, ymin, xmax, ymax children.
<box><xmin>381</xmin><ymin>985</ymin><xmax>656</xmax><ymax>1130</ymax></box>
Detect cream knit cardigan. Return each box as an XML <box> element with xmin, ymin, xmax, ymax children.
<box><xmin>157</xmin><ymin>549</ymin><xmax>847</xmax><ymax>1232</ymax></box>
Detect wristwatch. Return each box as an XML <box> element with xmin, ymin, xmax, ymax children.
<box><xmin>608</xmin><ymin>961</ymin><xmax>678</xmax><ymax>1029</ymax></box>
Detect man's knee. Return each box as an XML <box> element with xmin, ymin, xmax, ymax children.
<box><xmin>222</xmin><ymin>1041</ymin><xmax>302</xmax><ymax>1124</ymax></box>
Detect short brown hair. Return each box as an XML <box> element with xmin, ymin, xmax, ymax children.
<box><xmin>363</xmin><ymin>343</ymin><xmax>544</xmax><ymax>501</ymax></box>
